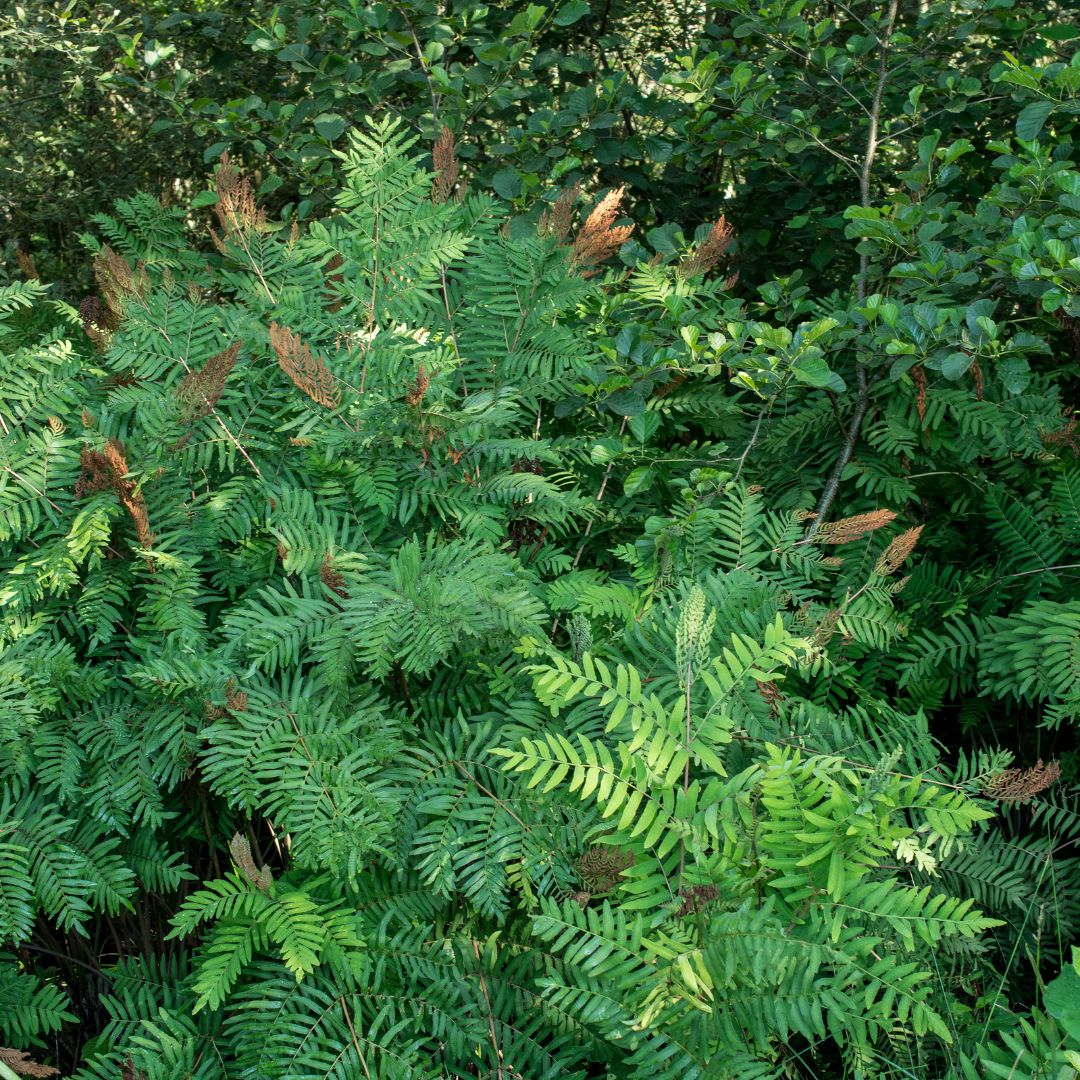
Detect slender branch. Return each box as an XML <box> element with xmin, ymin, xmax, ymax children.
<box><xmin>982</xmin><ymin>563</ymin><xmax>1080</xmax><ymax>589</ymax></box>
<box><xmin>733</xmin><ymin>406</ymin><xmax>766</xmax><ymax>483</ymax></box>
<box><xmin>807</xmin><ymin>0</ymin><xmax>899</xmax><ymax>538</ymax></box>
<box><xmin>18</xmin><ymin>942</ymin><xmax>112</xmax><ymax>984</ymax></box>
<box><xmin>454</xmin><ymin>762</ymin><xmax>530</xmax><ymax>830</ymax></box>
<box><xmin>858</xmin><ymin>0</ymin><xmax>900</xmax><ymax>219</ymax></box>
<box><xmin>570</xmin><ymin>417</ymin><xmax>626</xmax><ymax>571</ymax></box>
<box><xmin>439</xmin><ymin>265</ymin><xmax>466</xmax><ymax>395</ymax></box>
<box><xmin>398</xmin><ymin>5</ymin><xmax>441</xmax><ymax>127</ymax></box>
<box><xmin>806</xmin><ymin>366</ymin><xmax>870</xmax><ymax>538</ymax></box>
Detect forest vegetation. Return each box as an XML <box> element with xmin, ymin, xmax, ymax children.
<box><xmin>1</xmin><ymin>1</ymin><xmax>1079</xmax><ymax>1077</ymax></box>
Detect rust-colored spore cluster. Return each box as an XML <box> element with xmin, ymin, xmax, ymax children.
<box><xmin>320</xmin><ymin>554</ymin><xmax>350</xmax><ymax>600</ymax></box>
<box><xmin>678</xmin><ymin>215</ymin><xmax>734</xmax><ymax>280</ymax></box>
<box><xmin>212</xmin><ymin>152</ymin><xmax>267</xmax><ymax>252</ymax></box>
<box><xmin>816</xmin><ymin>509</ymin><xmax>897</xmax><ymax>544</ymax></box>
<box><xmin>676</xmin><ymin>883</ymin><xmax>720</xmax><ymax>917</ymax></box>
<box><xmin>269</xmin><ymin>323</ymin><xmax>341</xmax><ymax>409</ymax></box>
<box><xmin>576</xmin><ymin>844</ymin><xmax>634</xmax><ymax>896</ymax></box>
<box><xmin>431</xmin><ymin>126</ymin><xmax>461</xmax><ymax>205</ymax></box>
<box><xmin>75</xmin><ymin>438</ymin><xmax>154</xmax><ymax>567</ymax></box>
<box><xmin>982</xmin><ymin>759</ymin><xmax>1061</xmax><ymax>803</ymax></box>
<box><xmin>177</xmin><ymin>341</ymin><xmax>242</xmax><ymax>421</ymax></box>
<box><xmin>874</xmin><ymin>525</ymin><xmax>924</xmax><ymax>575</ymax></box>
<box><xmin>571</xmin><ymin>187</ymin><xmax>633</xmax><ymax>276</ymax></box>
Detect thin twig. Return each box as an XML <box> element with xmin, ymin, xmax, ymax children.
<box><xmin>806</xmin><ymin>0</ymin><xmax>899</xmax><ymax>539</ymax></box>
<box><xmin>733</xmin><ymin>406</ymin><xmax>766</xmax><ymax>483</ymax></box>
<box><xmin>398</xmin><ymin>5</ymin><xmax>442</xmax><ymax>127</ymax></box>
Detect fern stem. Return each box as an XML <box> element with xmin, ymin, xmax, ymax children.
<box><xmin>339</xmin><ymin>996</ymin><xmax>372</xmax><ymax>1078</ymax></box>
<box><xmin>454</xmin><ymin>762</ymin><xmax>530</xmax><ymax>830</ymax></box>
<box><xmin>0</xmin><ymin>463</ymin><xmax>63</xmax><ymax>514</ymax></box>
<box><xmin>472</xmin><ymin>938</ymin><xmax>505</xmax><ymax>1079</ymax></box>
<box><xmin>678</xmin><ymin>660</ymin><xmax>693</xmax><ymax>894</ymax></box>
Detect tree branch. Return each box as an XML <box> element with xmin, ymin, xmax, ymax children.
<box><xmin>807</xmin><ymin>0</ymin><xmax>899</xmax><ymax>538</ymax></box>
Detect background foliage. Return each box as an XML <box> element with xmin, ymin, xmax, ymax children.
<box><xmin>1</xmin><ymin>0</ymin><xmax>1080</xmax><ymax>1077</ymax></box>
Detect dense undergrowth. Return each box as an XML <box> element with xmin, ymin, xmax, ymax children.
<box><xmin>1</xmin><ymin>1</ymin><xmax>1080</xmax><ymax>1078</ymax></box>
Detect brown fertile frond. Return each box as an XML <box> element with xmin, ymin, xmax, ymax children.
<box><xmin>756</xmin><ymin>679</ymin><xmax>782</xmax><ymax>714</ymax></box>
<box><xmin>224</xmin><ymin>677</ymin><xmax>248</xmax><ymax>713</ymax></box>
<box><xmin>121</xmin><ymin>1055</ymin><xmax>145</xmax><ymax>1080</ymax></box>
<box><xmin>75</xmin><ymin>447</ymin><xmax>113</xmax><ymax>499</ymax></box>
<box><xmin>94</xmin><ymin>245</ymin><xmax>145</xmax><ymax>316</ymax></box>
<box><xmin>539</xmin><ymin>183</ymin><xmax>581</xmax><ymax>243</ymax></box>
<box><xmin>911</xmin><ymin>364</ymin><xmax>927</xmax><ymax>428</ymax></box>
<box><xmin>982</xmin><ymin>759</ymin><xmax>1061</xmax><ymax>803</ymax></box>
<box><xmin>1056</xmin><ymin>309</ymin><xmax>1080</xmax><ymax>363</ymax></box>
<box><xmin>404</xmin><ymin>364</ymin><xmax>430</xmax><ymax>407</ymax></box>
<box><xmin>874</xmin><ymin>525</ymin><xmax>924</xmax><ymax>575</ymax></box>
<box><xmin>678</xmin><ymin>215</ymin><xmax>734</xmax><ymax>279</ymax></box>
<box><xmin>229</xmin><ymin>832</ymin><xmax>273</xmax><ymax>890</ymax></box>
<box><xmin>432</xmin><ymin>126</ymin><xmax>460</xmax><ymax>205</ymax></box>
<box><xmin>653</xmin><ymin>374</ymin><xmax>687</xmax><ymax>399</ymax></box>
<box><xmin>571</xmin><ymin>186</ymin><xmax>633</xmax><ymax>276</ymax></box>
<box><xmin>15</xmin><ymin>249</ymin><xmax>39</xmax><ymax>280</ymax></box>
<box><xmin>577</xmin><ymin>845</ymin><xmax>634</xmax><ymax>895</ymax></box>
<box><xmin>812</xmin><ymin>607</ymin><xmax>842</xmax><ymax>647</ymax></box>
<box><xmin>676</xmin><ymin>884</ymin><xmax>719</xmax><ymax>917</ymax></box>
<box><xmin>103</xmin><ymin>438</ymin><xmax>154</xmax><ymax>562</ymax></box>
<box><xmin>177</xmin><ymin>341</ymin><xmax>241</xmax><ymax>421</ymax></box>
<box><xmin>0</xmin><ymin>1049</ymin><xmax>58</xmax><ymax>1077</ymax></box>
<box><xmin>321</xmin><ymin>554</ymin><xmax>350</xmax><ymax>599</ymax></box>
<box><xmin>78</xmin><ymin>294</ymin><xmax>121</xmax><ymax>351</ymax></box>
<box><xmin>269</xmin><ymin>323</ymin><xmax>341</xmax><ymax>409</ymax></box>
<box><xmin>1041</xmin><ymin>408</ymin><xmax>1080</xmax><ymax>454</ymax></box>
<box><xmin>323</xmin><ymin>254</ymin><xmax>345</xmax><ymax>313</ymax></box>
<box><xmin>817</xmin><ymin>509</ymin><xmax>897</xmax><ymax>544</ymax></box>
<box><xmin>212</xmin><ymin>152</ymin><xmax>266</xmax><ymax>252</ymax></box>
<box><xmin>970</xmin><ymin>357</ymin><xmax>984</xmax><ymax>401</ymax></box>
